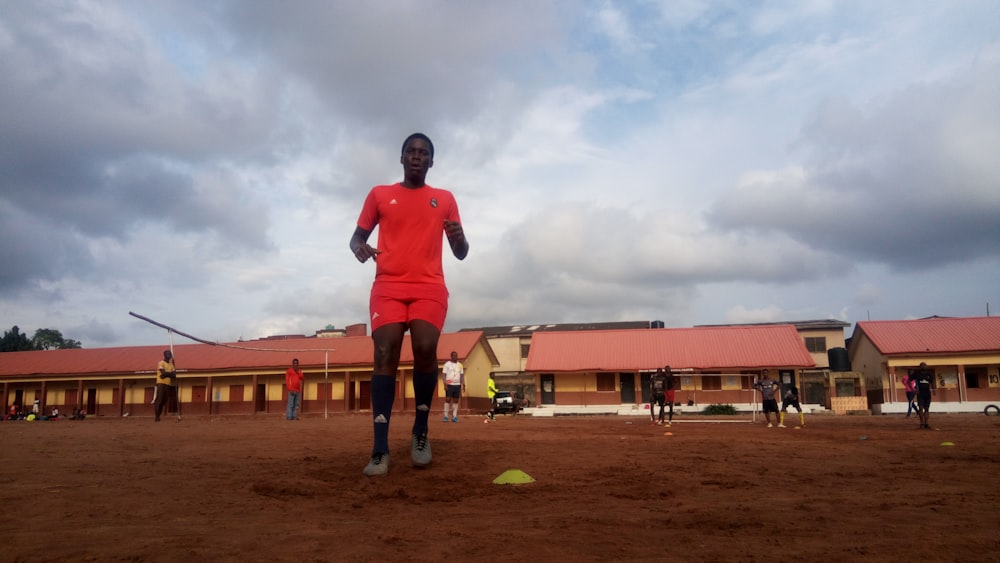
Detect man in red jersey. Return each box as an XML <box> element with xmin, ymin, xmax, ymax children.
<box><xmin>285</xmin><ymin>358</ymin><xmax>304</xmax><ymax>420</ymax></box>
<box><xmin>349</xmin><ymin>133</ymin><xmax>469</xmax><ymax>477</ymax></box>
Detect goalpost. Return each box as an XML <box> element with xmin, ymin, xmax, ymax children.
<box><xmin>663</xmin><ymin>370</ymin><xmax>761</xmax><ymax>424</ymax></box>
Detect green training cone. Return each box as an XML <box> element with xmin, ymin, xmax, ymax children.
<box><xmin>940</xmin><ymin>441</ymin><xmax>955</xmax><ymax>446</ymax></box>
<box><xmin>493</xmin><ymin>469</ymin><xmax>535</xmax><ymax>485</ymax></box>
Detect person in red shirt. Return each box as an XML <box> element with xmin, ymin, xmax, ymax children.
<box><xmin>285</xmin><ymin>358</ymin><xmax>304</xmax><ymax>420</ymax></box>
<box><xmin>349</xmin><ymin>133</ymin><xmax>469</xmax><ymax>477</ymax></box>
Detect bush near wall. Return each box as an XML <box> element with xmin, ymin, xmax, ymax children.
<box><xmin>701</xmin><ymin>404</ymin><xmax>738</xmax><ymax>415</ymax></box>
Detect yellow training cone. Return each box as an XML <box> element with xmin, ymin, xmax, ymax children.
<box><xmin>940</xmin><ymin>441</ymin><xmax>955</xmax><ymax>447</ymax></box>
<box><xmin>493</xmin><ymin>469</ymin><xmax>535</xmax><ymax>485</ymax></box>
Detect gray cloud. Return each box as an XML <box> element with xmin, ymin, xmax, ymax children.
<box><xmin>0</xmin><ymin>203</ymin><xmax>93</xmax><ymax>292</ymax></box>
<box><xmin>707</xmin><ymin>63</ymin><xmax>1000</xmax><ymax>271</ymax></box>
<box><xmin>0</xmin><ymin>2</ymin><xmax>278</xmax><ymax>293</ymax></box>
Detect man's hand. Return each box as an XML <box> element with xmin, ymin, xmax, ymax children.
<box><xmin>444</xmin><ymin>220</ymin><xmax>469</xmax><ymax>259</ymax></box>
<box><xmin>350</xmin><ymin>227</ymin><xmax>379</xmax><ymax>263</ymax></box>
<box><xmin>444</xmin><ymin>220</ymin><xmax>464</xmax><ymax>242</ymax></box>
<box><xmin>352</xmin><ymin>243</ymin><xmax>381</xmax><ymax>263</ymax></box>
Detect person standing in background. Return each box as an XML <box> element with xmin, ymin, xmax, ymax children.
<box><xmin>485</xmin><ymin>372</ymin><xmax>498</xmax><ymax>422</ymax></box>
<box><xmin>912</xmin><ymin>362</ymin><xmax>935</xmax><ymax>429</ymax></box>
<box><xmin>663</xmin><ymin>365</ymin><xmax>677</xmax><ymax>427</ymax></box>
<box><xmin>649</xmin><ymin>368</ymin><xmax>668</xmax><ymax>425</ymax></box>
<box><xmin>442</xmin><ymin>351</ymin><xmax>465</xmax><ymax>422</ymax></box>
<box><xmin>285</xmin><ymin>358</ymin><xmax>305</xmax><ymax>420</ymax></box>
<box><xmin>754</xmin><ymin>370</ymin><xmax>780</xmax><ymax>428</ymax></box>
<box><xmin>153</xmin><ymin>350</ymin><xmax>177</xmax><ymax>422</ymax></box>
<box><xmin>902</xmin><ymin>371</ymin><xmax>918</xmax><ymax>418</ymax></box>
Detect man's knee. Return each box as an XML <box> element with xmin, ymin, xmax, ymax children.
<box><xmin>409</xmin><ymin>321</ymin><xmax>440</xmax><ymax>370</ymax></box>
<box><xmin>372</xmin><ymin>325</ymin><xmax>405</xmax><ymax>371</ymax></box>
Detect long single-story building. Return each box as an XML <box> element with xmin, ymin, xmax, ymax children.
<box><xmin>522</xmin><ymin>324</ymin><xmax>824</xmax><ymax>415</ymax></box>
<box><xmin>0</xmin><ymin>332</ymin><xmax>498</xmax><ymax>418</ymax></box>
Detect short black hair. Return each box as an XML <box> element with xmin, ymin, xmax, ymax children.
<box><xmin>402</xmin><ymin>132</ymin><xmax>434</xmax><ymax>158</ymax></box>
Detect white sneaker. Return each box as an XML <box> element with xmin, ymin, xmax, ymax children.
<box><xmin>767</xmin><ymin>423</ymin><xmax>773</xmax><ymax>428</ymax></box>
<box><xmin>363</xmin><ymin>452</ymin><xmax>389</xmax><ymax>477</ymax></box>
<box><xmin>777</xmin><ymin>424</ymin><xmax>786</xmax><ymax>428</ymax></box>
<box><xmin>411</xmin><ymin>434</ymin><xmax>432</xmax><ymax>467</ymax></box>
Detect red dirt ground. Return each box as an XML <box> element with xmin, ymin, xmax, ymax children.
<box><xmin>2</xmin><ymin>412</ymin><xmax>998</xmax><ymax>562</ymax></box>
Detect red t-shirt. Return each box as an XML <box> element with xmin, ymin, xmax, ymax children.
<box><xmin>356</xmin><ymin>183</ymin><xmax>461</xmax><ymax>285</ymax></box>
<box><xmin>285</xmin><ymin>367</ymin><xmax>304</xmax><ymax>393</ymax></box>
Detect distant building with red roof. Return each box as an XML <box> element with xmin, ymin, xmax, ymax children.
<box><xmin>0</xmin><ymin>331</ymin><xmax>497</xmax><ymax>418</ymax></box>
<box><xmin>521</xmin><ymin>324</ymin><xmax>816</xmax><ymax>411</ymax></box>
<box><xmin>848</xmin><ymin>316</ymin><xmax>1000</xmax><ymax>413</ymax></box>
<box><xmin>463</xmin><ymin>319</ymin><xmax>863</xmax><ymax>413</ymax></box>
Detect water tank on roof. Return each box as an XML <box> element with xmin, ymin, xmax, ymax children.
<box><xmin>650</xmin><ymin>320</ymin><xmax>665</xmax><ymax>329</ymax></box>
<box><xmin>828</xmin><ymin>347</ymin><xmax>851</xmax><ymax>372</ymax></box>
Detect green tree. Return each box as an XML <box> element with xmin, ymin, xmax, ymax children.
<box><xmin>32</xmin><ymin>328</ymin><xmax>83</xmax><ymax>350</ymax></box>
<box><xmin>1</xmin><ymin>326</ymin><xmax>37</xmax><ymax>352</ymax></box>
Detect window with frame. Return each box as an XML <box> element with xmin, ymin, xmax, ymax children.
<box><xmin>520</xmin><ymin>343</ymin><xmax>530</xmax><ymax>358</ymax></box>
<box><xmin>804</xmin><ymin>336</ymin><xmax>827</xmax><ymax>353</ymax></box>
<box><xmin>700</xmin><ymin>371</ymin><xmax>722</xmax><ymax>391</ymax></box>
<box><xmin>965</xmin><ymin>370</ymin><xmax>983</xmax><ymax>389</ymax></box>
<box><xmin>596</xmin><ymin>373</ymin><xmax>616</xmax><ymax>392</ymax></box>
<box><xmin>229</xmin><ymin>385</ymin><xmax>245</xmax><ymax>402</ymax></box>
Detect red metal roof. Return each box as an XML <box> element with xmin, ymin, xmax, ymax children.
<box><xmin>854</xmin><ymin>317</ymin><xmax>1000</xmax><ymax>355</ymax></box>
<box><xmin>524</xmin><ymin>325</ymin><xmax>815</xmax><ymax>372</ymax></box>
<box><xmin>0</xmin><ymin>332</ymin><xmax>487</xmax><ymax>378</ymax></box>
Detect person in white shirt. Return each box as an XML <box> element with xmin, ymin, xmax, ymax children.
<box><xmin>441</xmin><ymin>351</ymin><xmax>464</xmax><ymax>422</ymax></box>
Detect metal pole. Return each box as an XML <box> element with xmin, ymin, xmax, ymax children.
<box><xmin>169</xmin><ymin>330</ymin><xmax>181</xmax><ymax>421</ymax></box>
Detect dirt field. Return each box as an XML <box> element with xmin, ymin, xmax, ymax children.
<box><xmin>2</xmin><ymin>411</ymin><xmax>998</xmax><ymax>562</ymax></box>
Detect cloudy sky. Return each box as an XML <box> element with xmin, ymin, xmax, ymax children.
<box><xmin>2</xmin><ymin>1</ymin><xmax>998</xmax><ymax>348</ymax></box>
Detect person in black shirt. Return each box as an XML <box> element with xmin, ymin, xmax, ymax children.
<box><xmin>663</xmin><ymin>365</ymin><xmax>676</xmax><ymax>427</ymax></box>
<box><xmin>779</xmin><ymin>386</ymin><xmax>804</xmax><ymax>428</ymax></box>
<box><xmin>911</xmin><ymin>362</ymin><xmax>935</xmax><ymax>429</ymax></box>
<box><xmin>649</xmin><ymin>368</ymin><xmax>668</xmax><ymax>425</ymax></box>
<box><xmin>754</xmin><ymin>370</ymin><xmax>780</xmax><ymax>428</ymax></box>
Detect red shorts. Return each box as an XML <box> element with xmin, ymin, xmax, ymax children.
<box><xmin>369</xmin><ymin>281</ymin><xmax>449</xmax><ymax>332</ymax></box>
<box><xmin>665</xmin><ymin>390</ymin><xmax>675</xmax><ymax>403</ymax></box>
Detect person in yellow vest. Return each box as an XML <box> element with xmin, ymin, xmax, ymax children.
<box><xmin>153</xmin><ymin>350</ymin><xmax>177</xmax><ymax>422</ymax></box>
<box><xmin>485</xmin><ymin>372</ymin><xmax>498</xmax><ymax>422</ymax></box>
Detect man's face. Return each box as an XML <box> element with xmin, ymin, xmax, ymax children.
<box><xmin>401</xmin><ymin>138</ymin><xmax>433</xmax><ymax>176</ymax></box>
<box><xmin>293</xmin><ymin>360</ymin><xmax>299</xmax><ymax>368</ymax></box>
<box><xmin>450</xmin><ymin>352</ymin><xmax>458</xmax><ymax>362</ymax></box>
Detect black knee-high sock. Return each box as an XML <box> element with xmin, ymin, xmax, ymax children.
<box><xmin>371</xmin><ymin>374</ymin><xmax>395</xmax><ymax>455</ymax></box>
<box><xmin>411</xmin><ymin>370</ymin><xmax>437</xmax><ymax>436</ymax></box>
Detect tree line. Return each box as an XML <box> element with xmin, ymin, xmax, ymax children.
<box><xmin>1</xmin><ymin>326</ymin><xmax>82</xmax><ymax>352</ymax></box>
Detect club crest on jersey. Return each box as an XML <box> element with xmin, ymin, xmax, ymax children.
<box><xmin>430</xmin><ymin>198</ymin><xmax>438</xmax><ymax>208</ymax></box>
